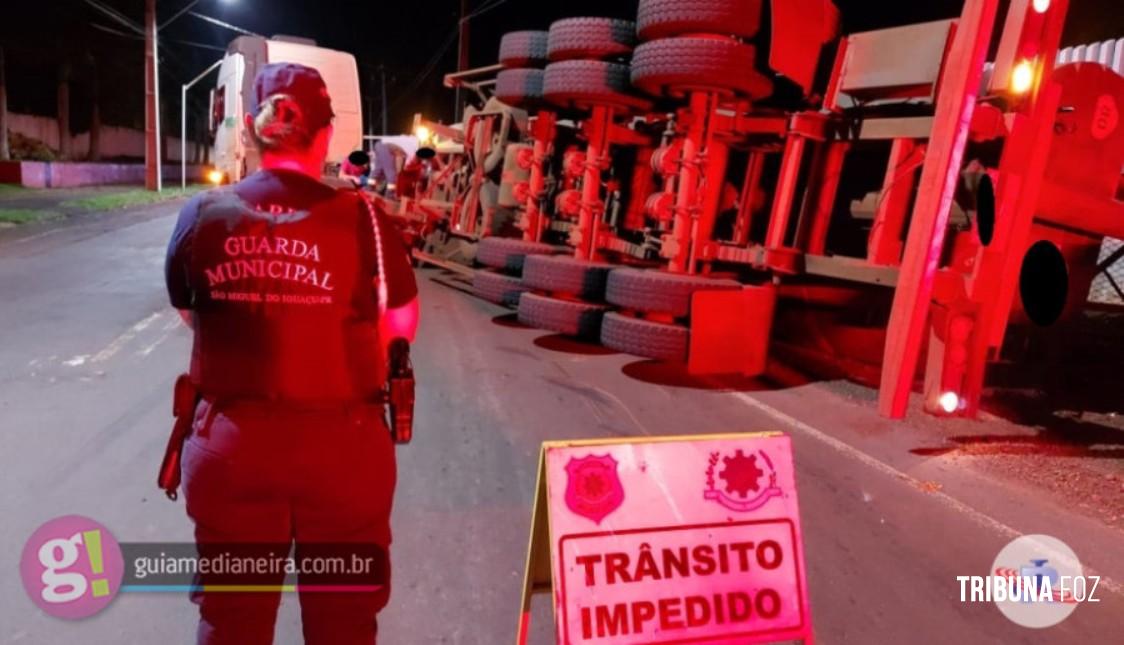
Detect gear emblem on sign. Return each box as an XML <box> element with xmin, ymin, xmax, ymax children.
<box><xmin>704</xmin><ymin>448</ymin><xmax>783</xmax><ymax>512</ymax></box>
<box><xmin>720</xmin><ymin>450</ymin><xmax>764</xmax><ymax>498</ymax></box>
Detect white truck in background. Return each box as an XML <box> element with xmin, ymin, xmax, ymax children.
<box><xmin>209</xmin><ymin>36</ymin><xmax>362</xmax><ymax>183</ymax></box>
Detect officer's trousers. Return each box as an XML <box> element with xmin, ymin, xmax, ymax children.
<box><xmin>182</xmin><ymin>399</ymin><xmax>396</xmax><ymax>645</ymax></box>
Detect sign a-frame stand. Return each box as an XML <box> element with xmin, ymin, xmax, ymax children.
<box><xmin>518</xmin><ymin>433</ymin><xmax>813</xmax><ymax>645</ymax></box>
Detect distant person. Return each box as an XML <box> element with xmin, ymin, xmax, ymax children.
<box><xmin>341</xmin><ymin>149</ymin><xmax>372</xmax><ymax>188</ymax></box>
<box><xmin>370</xmin><ymin>140</ymin><xmax>402</xmax><ymax>195</ymax></box>
<box><xmin>163</xmin><ymin>62</ymin><xmax>419</xmax><ymax>645</ymax></box>
<box><xmin>395</xmin><ymin>147</ymin><xmax>436</xmax><ymax>200</ymax></box>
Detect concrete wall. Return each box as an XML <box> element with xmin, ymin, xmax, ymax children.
<box><xmin>6</xmin><ymin>112</ymin><xmax>204</xmax><ymax>162</ymax></box>
<box><xmin>7</xmin><ymin>113</ymin><xmax>62</xmax><ymax>151</ymax></box>
<box><xmin>0</xmin><ymin>161</ymin><xmax>208</xmax><ymax>188</ymax></box>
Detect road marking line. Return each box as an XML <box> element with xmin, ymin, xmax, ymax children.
<box><xmin>591</xmin><ymin>385</ymin><xmax>652</xmax><ymax>436</ymax></box>
<box><xmin>137</xmin><ymin>329</ymin><xmax>176</xmax><ymax>357</ymax></box>
<box><xmin>732</xmin><ymin>391</ymin><xmax>1123</xmax><ymax>596</ymax></box>
<box><xmin>90</xmin><ymin>311</ymin><xmax>164</xmax><ymax>363</ymax></box>
<box><xmin>11</xmin><ymin>227</ymin><xmax>65</xmax><ymax>244</ymax></box>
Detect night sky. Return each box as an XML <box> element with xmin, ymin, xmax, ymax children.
<box><xmin>1</xmin><ymin>0</ymin><xmax>1122</xmax><ymax>140</ymax></box>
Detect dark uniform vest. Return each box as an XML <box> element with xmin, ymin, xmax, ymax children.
<box><xmin>185</xmin><ymin>186</ymin><xmax>384</xmax><ymax>405</ymax></box>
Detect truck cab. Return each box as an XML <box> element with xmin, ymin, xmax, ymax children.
<box><xmin>209</xmin><ymin>36</ymin><xmax>363</xmax><ymax>183</ymax></box>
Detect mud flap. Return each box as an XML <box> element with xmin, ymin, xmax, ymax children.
<box><xmin>687</xmin><ymin>284</ymin><xmax>776</xmax><ymax>376</ymax></box>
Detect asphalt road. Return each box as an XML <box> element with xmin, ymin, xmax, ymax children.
<box><xmin>0</xmin><ymin>201</ymin><xmax>1121</xmax><ymax>644</ymax></box>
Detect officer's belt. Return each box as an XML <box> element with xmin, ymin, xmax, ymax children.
<box><xmin>195</xmin><ymin>391</ymin><xmax>388</xmax><ymax>412</ymax></box>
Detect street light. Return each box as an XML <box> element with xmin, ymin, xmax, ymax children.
<box><xmin>182</xmin><ymin>58</ymin><xmax>225</xmax><ymax>189</ymax></box>
<box><xmin>85</xmin><ymin>0</ymin><xmax>237</xmax><ymax>191</ymax></box>
<box><xmin>149</xmin><ymin>0</ymin><xmax>237</xmax><ymax>192</ymax></box>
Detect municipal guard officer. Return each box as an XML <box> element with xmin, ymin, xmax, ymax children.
<box><xmin>164</xmin><ymin>63</ymin><xmax>418</xmax><ymax>645</ymax></box>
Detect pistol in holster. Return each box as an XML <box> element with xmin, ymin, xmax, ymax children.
<box><xmin>385</xmin><ymin>338</ymin><xmax>415</xmax><ymax>444</ymax></box>
<box><xmin>159</xmin><ymin>374</ymin><xmax>199</xmax><ymax>501</ymax></box>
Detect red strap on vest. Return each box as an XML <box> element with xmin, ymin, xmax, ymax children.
<box><xmin>358</xmin><ymin>192</ymin><xmax>389</xmax><ymax>316</ymax></box>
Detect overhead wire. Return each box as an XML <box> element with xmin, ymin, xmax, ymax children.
<box><xmin>463</xmin><ymin>0</ymin><xmax>512</xmax><ymax>22</ymax></box>
<box><xmin>387</xmin><ymin>0</ymin><xmax>513</xmax><ymax>111</ymax></box>
<box><xmin>388</xmin><ymin>26</ymin><xmax>460</xmax><ymax>109</ymax></box>
<box><xmin>187</xmin><ymin>11</ymin><xmax>261</xmax><ymax>37</ymax></box>
<box><xmin>81</xmin><ymin>0</ymin><xmax>144</xmax><ymax>36</ymax></box>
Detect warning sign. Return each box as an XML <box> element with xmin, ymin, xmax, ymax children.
<box><xmin>517</xmin><ymin>433</ymin><xmax>812</xmax><ymax>645</ymax></box>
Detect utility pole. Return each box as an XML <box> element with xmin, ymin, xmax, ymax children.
<box><xmin>57</xmin><ymin>61</ymin><xmax>72</xmax><ymax>160</ymax></box>
<box><xmin>0</xmin><ymin>46</ymin><xmax>9</xmax><ymax>162</ymax></box>
<box><xmin>145</xmin><ymin>0</ymin><xmax>163</xmax><ymax>191</ymax></box>
<box><xmin>455</xmin><ymin>0</ymin><xmax>470</xmax><ymax>122</ymax></box>
<box><xmin>365</xmin><ymin>70</ymin><xmax>375</xmax><ymax>140</ymax></box>
<box><xmin>87</xmin><ymin>53</ymin><xmax>102</xmax><ymax>161</ymax></box>
<box><xmin>380</xmin><ymin>65</ymin><xmax>388</xmax><ymax>135</ymax></box>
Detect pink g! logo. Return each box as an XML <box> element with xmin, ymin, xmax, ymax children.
<box><xmin>19</xmin><ymin>515</ymin><xmax>124</xmax><ymax>619</ymax></box>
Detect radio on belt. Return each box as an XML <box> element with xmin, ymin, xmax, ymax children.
<box><xmin>386</xmin><ymin>338</ymin><xmax>415</xmax><ymax>444</ymax></box>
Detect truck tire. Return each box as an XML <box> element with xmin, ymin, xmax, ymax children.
<box><xmin>521</xmin><ymin>255</ymin><xmax>614</xmax><ymax>301</ymax></box>
<box><xmin>636</xmin><ymin>0</ymin><xmax>763</xmax><ymax>41</ymax></box>
<box><xmin>600</xmin><ymin>312</ymin><xmax>688</xmax><ymax>362</ymax></box>
<box><xmin>476</xmin><ymin>237</ymin><xmax>558</xmax><ymax>273</ymax></box>
<box><xmin>473</xmin><ymin>270</ymin><xmax>527</xmax><ymax>307</ymax></box>
<box><xmin>547</xmin><ymin>17</ymin><xmax>637</xmax><ymax>62</ymax></box>
<box><xmin>499</xmin><ymin>31</ymin><xmax>549</xmax><ymax>68</ymax></box>
<box><xmin>631</xmin><ymin>37</ymin><xmax>773</xmax><ymax>99</ymax></box>
<box><xmin>605</xmin><ymin>268</ymin><xmax>741</xmax><ymax>318</ymax></box>
<box><xmin>495</xmin><ymin>69</ymin><xmax>546</xmax><ymax>108</ymax></box>
<box><xmin>517</xmin><ymin>292</ymin><xmax>609</xmax><ymax>339</ymax></box>
<box><xmin>543</xmin><ymin>60</ymin><xmax>650</xmax><ymax>112</ymax></box>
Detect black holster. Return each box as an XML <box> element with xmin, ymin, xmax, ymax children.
<box><xmin>159</xmin><ymin>374</ymin><xmax>198</xmax><ymax>501</ymax></box>
<box><xmin>386</xmin><ymin>339</ymin><xmax>415</xmax><ymax>444</ymax></box>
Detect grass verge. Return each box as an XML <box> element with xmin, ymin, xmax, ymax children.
<box><xmin>0</xmin><ymin>209</ymin><xmax>63</xmax><ymax>225</ymax></box>
<box><xmin>0</xmin><ymin>184</ymin><xmax>30</xmax><ymax>198</ymax></box>
<box><xmin>61</xmin><ymin>186</ymin><xmax>206</xmax><ymax>212</ymax></box>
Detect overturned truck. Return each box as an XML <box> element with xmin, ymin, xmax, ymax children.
<box><xmin>389</xmin><ymin>0</ymin><xmax>1124</xmax><ymax>421</ymax></box>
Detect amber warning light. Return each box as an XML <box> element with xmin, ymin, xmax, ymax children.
<box><xmin>1011</xmin><ymin>59</ymin><xmax>1037</xmax><ymax>95</ymax></box>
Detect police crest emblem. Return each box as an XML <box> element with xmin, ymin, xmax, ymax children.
<box><xmin>564</xmin><ymin>454</ymin><xmax>625</xmax><ymax>525</ymax></box>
